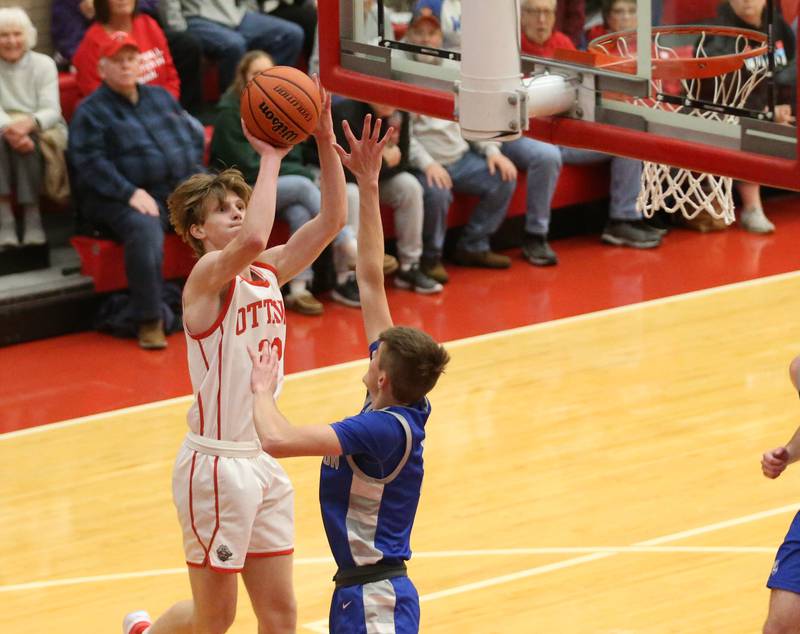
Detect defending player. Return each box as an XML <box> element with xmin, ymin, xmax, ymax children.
<box><xmin>247</xmin><ymin>114</ymin><xmax>450</xmax><ymax>633</ymax></box>
<box><xmin>761</xmin><ymin>354</ymin><xmax>800</xmax><ymax>634</ymax></box>
<box><xmin>122</xmin><ymin>79</ymin><xmax>347</xmax><ymax>634</ymax></box>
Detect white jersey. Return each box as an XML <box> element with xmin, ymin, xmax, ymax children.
<box><xmin>184</xmin><ymin>262</ymin><xmax>286</xmax><ymax>443</ymax></box>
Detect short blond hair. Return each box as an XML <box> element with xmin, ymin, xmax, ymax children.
<box><xmin>168</xmin><ymin>169</ymin><xmax>253</xmax><ymax>257</ymax></box>
<box><xmin>0</xmin><ymin>7</ymin><xmax>37</xmax><ymax>50</ymax></box>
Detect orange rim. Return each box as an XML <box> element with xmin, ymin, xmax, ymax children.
<box><xmin>587</xmin><ymin>25</ymin><xmax>768</xmax><ymax>80</ymax></box>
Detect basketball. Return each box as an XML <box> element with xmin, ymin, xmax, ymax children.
<box><xmin>240</xmin><ymin>66</ymin><xmax>321</xmax><ymax>147</ymax></box>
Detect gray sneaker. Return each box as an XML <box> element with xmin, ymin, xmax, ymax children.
<box><xmin>601</xmin><ymin>220</ymin><xmax>662</xmax><ymax>249</ymax></box>
<box><xmin>521</xmin><ymin>234</ymin><xmax>558</xmax><ymax>266</ymax></box>
<box><xmin>394</xmin><ymin>264</ymin><xmax>443</xmax><ymax>294</ymax></box>
<box><xmin>739</xmin><ymin>206</ymin><xmax>775</xmax><ymax>234</ymax></box>
<box><xmin>331</xmin><ymin>275</ymin><xmax>361</xmax><ymax>307</ymax></box>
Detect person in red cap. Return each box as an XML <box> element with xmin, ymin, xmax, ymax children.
<box><xmin>72</xmin><ymin>0</ymin><xmax>180</xmax><ymax>100</ymax></box>
<box><xmin>67</xmin><ymin>28</ymin><xmax>205</xmax><ymax>349</ymax></box>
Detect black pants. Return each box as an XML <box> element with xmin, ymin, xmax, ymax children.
<box><xmin>269</xmin><ymin>0</ymin><xmax>318</xmax><ymax>61</ymax></box>
<box><xmin>164</xmin><ymin>29</ymin><xmax>204</xmax><ymax>115</ymax></box>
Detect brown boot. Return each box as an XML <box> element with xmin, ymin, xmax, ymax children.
<box><xmin>138</xmin><ymin>319</ymin><xmax>167</xmax><ymax>350</ymax></box>
<box><xmin>285</xmin><ymin>290</ymin><xmax>324</xmax><ymax>316</ymax></box>
<box><xmin>383</xmin><ymin>253</ymin><xmax>399</xmax><ymax>276</ymax></box>
<box><xmin>420</xmin><ymin>258</ymin><xmax>449</xmax><ymax>284</ymax></box>
<box><xmin>452</xmin><ymin>248</ymin><xmax>511</xmax><ymax>269</ymax></box>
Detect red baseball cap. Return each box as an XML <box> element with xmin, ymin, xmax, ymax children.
<box><xmin>99</xmin><ymin>31</ymin><xmax>141</xmax><ymax>59</ymax></box>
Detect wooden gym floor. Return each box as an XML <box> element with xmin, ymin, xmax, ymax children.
<box><xmin>4</xmin><ymin>199</ymin><xmax>800</xmax><ymax>632</ymax></box>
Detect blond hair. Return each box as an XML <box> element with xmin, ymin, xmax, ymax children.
<box><xmin>168</xmin><ymin>169</ymin><xmax>252</xmax><ymax>257</ymax></box>
<box><xmin>228</xmin><ymin>50</ymin><xmax>275</xmax><ymax>100</ymax></box>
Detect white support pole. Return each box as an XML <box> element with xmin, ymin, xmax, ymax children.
<box><xmin>458</xmin><ymin>0</ymin><xmax>576</xmax><ymax>140</ymax></box>
<box><xmin>458</xmin><ymin>0</ymin><xmax>526</xmax><ymax>140</ymax></box>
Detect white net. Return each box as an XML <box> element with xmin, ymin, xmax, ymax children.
<box><xmin>592</xmin><ymin>30</ymin><xmax>769</xmax><ymax>225</ymax></box>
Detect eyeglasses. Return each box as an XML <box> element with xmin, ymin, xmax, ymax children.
<box><xmin>522</xmin><ymin>8</ymin><xmax>556</xmax><ymax>18</ymax></box>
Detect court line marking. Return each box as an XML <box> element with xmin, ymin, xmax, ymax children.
<box><xmin>5</xmin><ymin>268</ymin><xmax>800</xmax><ymax>441</ymax></box>
<box><xmin>300</xmin><ymin>502</ymin><xmax>799</xmax><ymax>632</ymax></box>
<box><xmin>3</xmin><ymin>501</ymin><xmax>795</xmax><ymax>596</ymax></box>
<box><xmin>0</xmin><ymin>546</ymin><xmax>778</xmax><ymax>594</ymax></box>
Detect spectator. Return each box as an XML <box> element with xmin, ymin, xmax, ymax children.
<box><xmin>51</xmin><ymin>0</ymin><xmax>94</xmax><ymax>67</ymax></box>
<box><xmin>332</xmin><ymin>99</ymin><xmax>442</xmax><ymax>293</ymax></box>
<box><xmin>53</xmin><ymin>1</ymin><xmax>203</xmax><ymax>114</ymax></box>
<box><xmin>556</xmin><ymin>0</ymin><xmax>586</xmax><ymax>48</ymax></box>
<box><xmin>520</xmin><ymin>0</ymin><xmax>663</xmax><ymax>250</ymax></box>
<box><xmin>180</xmin><ymin>0</ymin><xmax>303</xmax><ymax>92</ymax></box>
<box><xmin>412</xmin><ymin>0</ymin><xmax>462</xmax><ymax>49</ymax></box>
<box><xmin>406</xmin><ymin>13</ymin><xmax>517</xmax><ymax>275</ymax></box>
<box><xmin>0</xmin><ymin>7</ymin><xmax>66</xmax><ymax>247</ymax></box>
<box><xmin>72</xmin><ymin>0</ymin><xmax>180</xmax><ymax>100</ymax></box>
<box><xmin>262</xmin><ymin>0</ymin><xmax>317</xmax><ymax>61</ymax></box>
<box><xmin>586</xmin><ymin>0</ymin><xmax>637</xmax><ymax>42</ymax></box>
<box><xmin>705</xmin><ymin>0</ymin><xmax>796</xmax><ymax>233</ymax></box>
<box><xmin>68</xmin><ymin>32</ymin><xmax>204</xmax><ymax>349</ymax></box>
<box><xmin>210</xmin><ymin>50</ymin><xmax>356</xmax><ymax>314</ymax></box>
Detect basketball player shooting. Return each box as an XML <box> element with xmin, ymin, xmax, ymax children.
<box><xmin>761</xmin><ymin>354</ymin><xmax>800</xmax><ymax>632</ymax></box>
<box><xmin>248</xmin><ymin>114</ymin><xmax>450</xmax><ymax>634</ymax></box>
<box><xmin>121</xmin><ymin>77</ymin><xmax>347</xmax><ymax>634</ymax></box>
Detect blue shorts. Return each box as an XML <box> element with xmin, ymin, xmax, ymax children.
<box><xmin>329</xmin><ymin>576</ymin><xmax>420</xmax><ymax>634</ymax></box>
<box><xmin>768</xmin><ymin>511</ymin><xmax>800</xmax><ymax>593</ymax></box>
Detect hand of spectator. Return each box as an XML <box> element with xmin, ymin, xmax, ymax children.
<box><xmin>334</xmin><ymin>114</ymin><xmax>393</xmax><ymax>185</ymax></box>
<box><xmin>775</xmin><ymin>104</ymin><xmax>795</xmax><ymax>125</ymax></box>
<box><xmin>425</xmin><ymin>162</ymin><xmax>452</xmax><ymax>189</ymax></box>
<box><xmin>129</xmin><ymin>188</ymin><xmax>161</xmax><ymax>217</ymax></box>
<box><xmin>3</xmin><ymin>116</ymin><xmax>36</xmax><ymax>143</ymax></box>
<box><xmin>486</xmin><ymin>153</ymin><xmax>518</xmax><ymax>182</ymax></box>
<box><xmin>762</xmin><ymin>446</ymin><xmax>791</xmax><ymax>479</ymax></box>
<box><xmin>248</xmin><ymin>345</ymin><xmax>280</xmax><ymax>397</ymax></box>
<box><xmin>10</xmin><ymin>134</ymin><xmax>35</xmax><ymax>154</ymax></box>
<box><xmin>79</xmin><ymin>0</ymin><xmax>96</xmax><ymax>20</ymax></box>
<box><xmin>311</xmin><ymin>75</ymin><xmax>336</xmax><ymax>144</ymax></box>
<box><xmin>240</xmin><ymin>119</ymin><xmax>292</xmax><ymax>160</ymax></box>
<box><xmin>383</xmin><ymin>144</ymin><xmax>401</xmax><ymax>168</ymax></box>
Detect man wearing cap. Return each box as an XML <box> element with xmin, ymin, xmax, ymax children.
<box><xmin>68</xmin><ymin>32</ymin><xmax>204</xmax><ymax>349</ymax></box>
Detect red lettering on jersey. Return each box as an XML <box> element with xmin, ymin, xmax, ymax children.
<box><xmin>246</xmin><ymin>300</ymin><xmax>262</xmax><ymax>328</ymax></box>
<box><xmin>236</xmin><ymin>307</ymin><xmax>247</xmax><ymax>335</ymax></box>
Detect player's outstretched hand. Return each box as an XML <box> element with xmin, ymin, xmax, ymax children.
<box><xmin>334</xmin><ymin>114</ymin><xmax>394</xmax><ymax>184</ymax></box>
<box><xmin>311</xmin><ymin>75</ymin><xmax>335</xmax><ymax>143</ymax></box>
<box><xmin>241</xmin><ymin>119</ymin><xmax>291</xmax><ymax>160</ymax></box>
<box><xmin>248</xmin><ymin>345</ymin><xmax>280</xmax><ymax>397</ymax></box>
<box><xmin>762</xmin><ymin>446</ymin><xmax>791</xmax><ymax>479</ymax></box>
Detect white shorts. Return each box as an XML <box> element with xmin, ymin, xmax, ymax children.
<box><xmin>172</xmin><ymin>432</ymin><xmax>294</xmax><ymax>572</ymax></box>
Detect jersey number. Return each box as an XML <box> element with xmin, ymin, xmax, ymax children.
<box><xmin>258</xmin><ymin>337</ymin><xmax>283</xmax><ymax>360</ymax></box>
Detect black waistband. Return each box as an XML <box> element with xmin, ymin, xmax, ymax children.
<box><xmin>333</xmin><ymin>562</ymin><xmax>408</xmax><ymax>588</ymax></box>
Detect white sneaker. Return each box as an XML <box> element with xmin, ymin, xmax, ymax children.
<box><xmin>739</xmin><ymin>207</ymin><xmax>775</xmax><ymax>234</ymax></box>
<box><xmin>122</xmin><ymin>610</ymin><xmax>152</xmax><ymax>634</ymax></box>
<box><xmin>22</xmin><ymin>224</ymin><xmax>46</xmax><ymax>245</ymax></box>
<box><xmin>0</xmin><ymin>223</ymin><xmax>18</xmax><ymax>247</ymax></box>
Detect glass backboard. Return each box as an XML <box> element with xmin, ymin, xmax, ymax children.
<box><xmin>318</xmin><ymin>0</ymin><xmax>800</xmax><ymax>191</ymax></box>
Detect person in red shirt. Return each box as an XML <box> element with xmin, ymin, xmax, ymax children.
<box><xmin>73</xmin><ymin>0</ymin><xmax>179</xmax><ymax>100</ymax></box>
<box><xmin>521</xmin><ymin>0</ymin><xmax>577</xmax><ymax>57</ymax></box>
<box><xmin>585</xmin><ymin>0</ymin><xmax>637</xmax><ymax>44</ymax></box>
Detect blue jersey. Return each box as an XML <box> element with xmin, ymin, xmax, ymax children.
<box><xmin>320</xmin><ymin>342</ymin><xmax>430</xmax><ymax>571</ymax></box>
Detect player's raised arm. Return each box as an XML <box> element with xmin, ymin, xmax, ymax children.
<box><xmin>334</xmin><ymin>114</ymin><xmax>394</xmax><ymax>343</ymax></box>
<box><xmin>262</xmin><ymin>80</ymin><xmax>348</xmax><ymax>285</ymax></box>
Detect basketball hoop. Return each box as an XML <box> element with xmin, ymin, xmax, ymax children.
<box><xmin>589</xmin><ymin>26</ymin><xmax>770</xmax><ymax>225</ymax></box>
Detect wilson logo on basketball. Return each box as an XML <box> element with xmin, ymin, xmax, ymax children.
<box><xmin>273</xmin><ymin>85</ymin><xmax>313</xmax><ymax>122</ymax></box>
<box><xmin>257</xmin><ymin>101</ymin><xmax>299</xmax><ymax>144</ymax></box>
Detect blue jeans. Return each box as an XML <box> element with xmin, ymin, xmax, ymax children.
<box><xmin>82</xmin><ymin>193</ymin><xmax>170</xmax><ymax>323</ymax></box>
<box><xmin>503</xmin><ymin>139</ymin><xmax>643</xmax><ymax>235</ymax></box>
<box><xmin>186</xmin><ymin>11</ymin><xmax>304</xmax><ymax>90</ymax></box>
<box><xmin>501</xmin><ymin>136</ymin><xmax>561</xmax><ymax>236</ymax></box>
<box><xmin>276</xmin><ymin>175</ymin><xmax>319</xmax><ymax>283</ymax></box>
<box><xmin>417</xmin><ymin>151</ymin><xmax>515</xmax><ymax>259</ymax></box>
